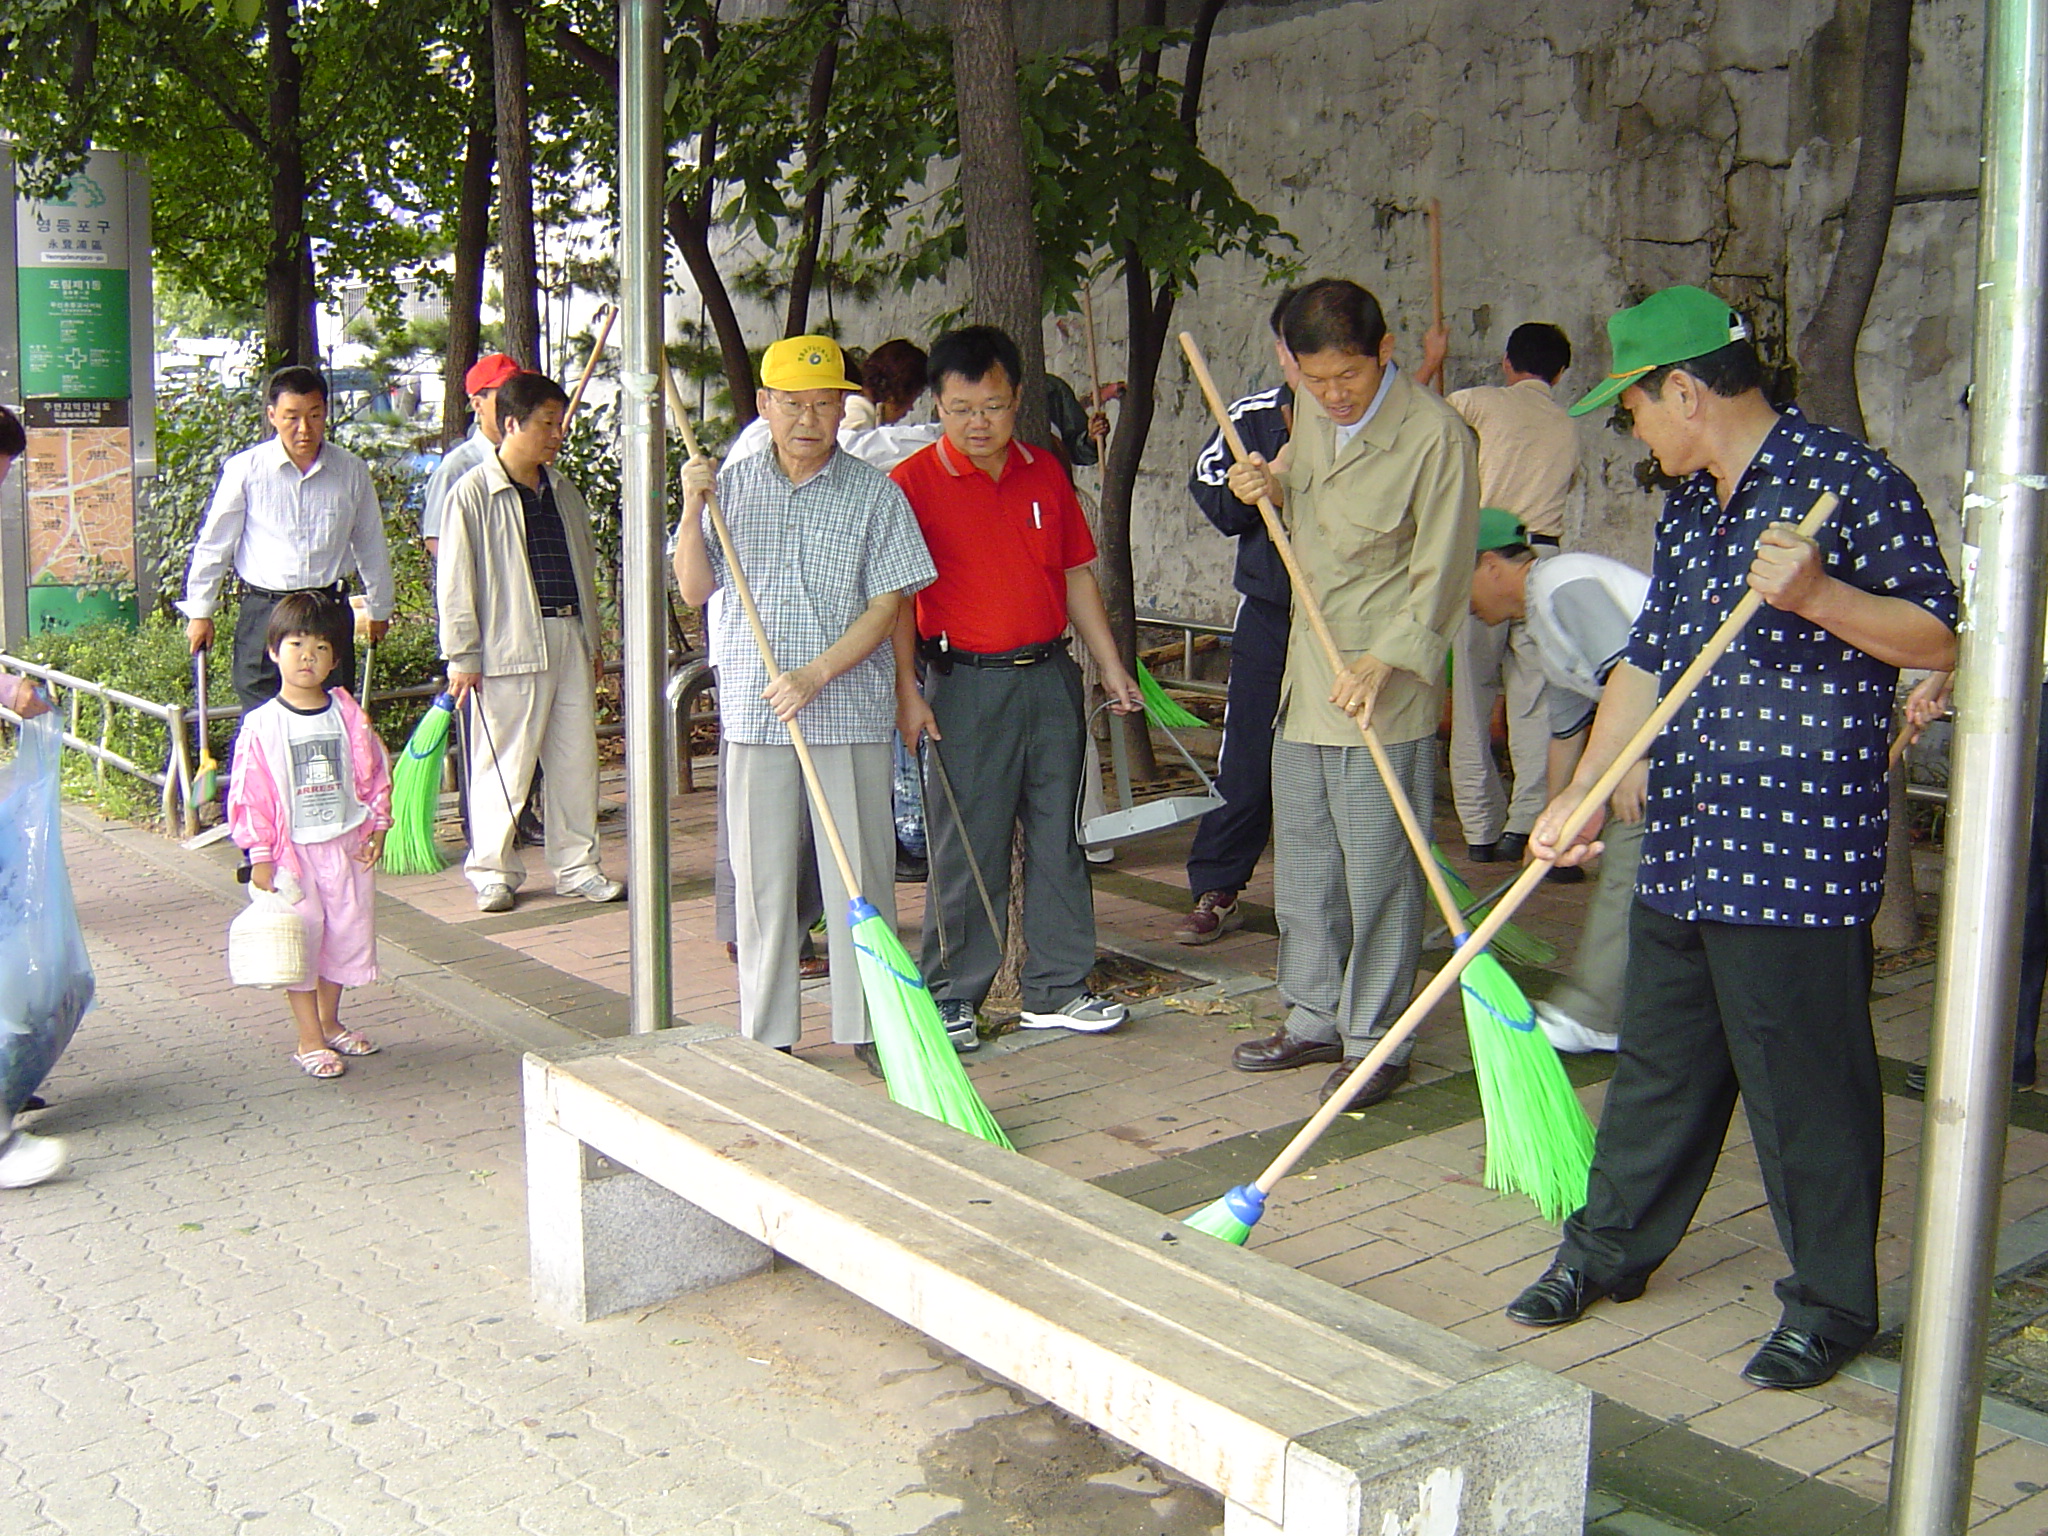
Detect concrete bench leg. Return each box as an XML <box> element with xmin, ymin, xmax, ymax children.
<box><xmin>525</xmin><ymin>1100</ymin><xmax>773</xmax><ymax>1324</ymax></box>
<box><xmin>1224</xmin><ymin>1365</ymin><xmax>1589</xmax><ymax>1535</ymax></box>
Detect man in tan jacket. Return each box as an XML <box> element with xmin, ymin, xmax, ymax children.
<box><xmin>1225</xmin><ymin>279</ymin><xmax>1479</xmax><ymax>1110</ymax></box>
<box><xmin>438</xmin><ymin>370</ymin><xmax>622</xmax><ymax>913</ymax></box>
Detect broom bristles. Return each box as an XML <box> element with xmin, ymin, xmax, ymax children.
<box><xmin>850</xmin><ymin>902</ymin><xmax>1012</xmax><ymax>1150</ymax></box>
<box><xmin>1458</xmin><ymin>945</ymin><xmax>1594</xmax><ymax>1223</ymax></box>
<box><xmin>383</xmin><ymin>696</ymin><xmax>456</xmax><ymax>876</ymax></box>
<box><xmin>1432</xmin><ymin>847</ymin><xmax>1558</xmax><ymax>967</ymax></box>
<box><xmin>1135</xmin><ymin>659</ymin><xmax>1205</xmax><ymax>731</ymax></box>
<box><xmin>1183</xmin><ymin>1184</ymin><xmax>1264</xmax><ymax>1245</ymax></box>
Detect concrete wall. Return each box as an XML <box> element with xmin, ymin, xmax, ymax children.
<box><xmin>697</xmin><ymin>0</ymin><xmax>1983</xmax><ymax>627</ymax></box>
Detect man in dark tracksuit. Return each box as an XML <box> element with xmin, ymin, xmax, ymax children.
<box><xmin>1176</xmin><ymin>292</ymin><xmax>1298</xmax><ymax>945</ymax></box>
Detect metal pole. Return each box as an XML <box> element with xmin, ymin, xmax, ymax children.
<box><xmin>1889</xmin><ymin>0</ymin><xmax>2048</xmax><ymax>1526</ymax></box>
<box><xmin>618</xmin><ymin>0</ymin><xmax>671</xmax><ymax>1034</ymax></box>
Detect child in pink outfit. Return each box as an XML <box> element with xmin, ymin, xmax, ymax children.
<box><xmin>226</xmin><ymin>593</ymin><xmax>392</xmax><ymax>1078</ymax></box>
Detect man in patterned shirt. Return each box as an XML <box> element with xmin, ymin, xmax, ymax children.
<box><xmin>675</xmin><ymin>336</ymin><xmax>936</xmax><ymax>1062</ymax></box>
<box><xmin>1502</xmin><ymin>287</ymin><xmax>1958</xmax><ymax>1391</ymax></box>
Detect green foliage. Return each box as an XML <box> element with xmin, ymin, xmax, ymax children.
<box><xmin>145</xmin><ymin>373</ymin><xmax>265</xmax><ymax>620</ymax></box>
<box><xmin>0</xmin><ymin>0</ymin><xmax>471</xmax><ymax>336</ymax></box>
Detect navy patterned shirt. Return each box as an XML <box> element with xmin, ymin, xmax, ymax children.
<box><xmin>1623</xmin><ymin>406</ymin><xmax>1957</xmax><ymax>928</ymax></box>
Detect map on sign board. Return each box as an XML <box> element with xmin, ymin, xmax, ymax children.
<box><xmin>23</xmin><ymin>429</ymin><xmax>136</xmax><ymax>586</ymax></box>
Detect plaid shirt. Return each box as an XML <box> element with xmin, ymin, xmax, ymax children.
<box><xmin>515</xmin><ymin>469</ymin><xmax>581</xmax><ymax>610</ymax></box>
<box><xmin>1624</xmin><ymin>406</ymin><xmax>1957</xmax><ymax>927</ymax></box>
<box><xmin>703</xmin><ymin>446</ymin><xmax>935</xmax><ymax>746</ymax></box>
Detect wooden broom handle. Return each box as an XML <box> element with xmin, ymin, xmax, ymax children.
<box><xmin>1178</xmin><ymin>333</ymin><xmax>1468</xmax><ymax>936</ymax></box>
<box><xmin>565</xmin><ymin>305</ymin><xmax>617</xmax><ymax>421</ymax></box>
<box><xmin>1427</xmin><ymin>199</ymin><xmax>1445</xmax><ymax>394</ymax></box>
<box><xmin>1242</xmin><ymin>486</ymin><xmax>1843</xmax><ymax>1196</ymax></box>
<box><xmin>661</xmin><ymin>359</ymin><xmax>865</xmax><ymax>901</ymax></box>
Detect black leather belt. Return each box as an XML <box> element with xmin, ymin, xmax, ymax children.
<box><xmin>243</xmin><ymin>580</ymin><xmax>347</xmax><ymax>602</ymax></box>
<box><xmin>1529</xmin><ymin>534</ymin><xmax>1561</xmax><ymax>548</ymax></box>
<box><xmin>919</xmin><ymin>635</ymin><xmax>1067</xmax><ymax>672</ymax></box>
<box><xmin>538</xmin><ymin>603</ymin><xmax>580</xmax><ymax>618</ymax></box>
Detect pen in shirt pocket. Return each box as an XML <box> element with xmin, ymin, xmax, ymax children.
<box><xmin>1031</xmin><ymin>500</ymin><xmax>1042</xmax><ymax>529</ymax></box>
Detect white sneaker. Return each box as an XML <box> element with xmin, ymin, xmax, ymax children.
<box><xmin>1018</xmin><ymin>991</ymin><xmax>1127</xmax><ymax>1033</ymax></box>
<box><xmin>476</xmin><ymin>882</ymin><xmax>515</xmax><ymax>914</ymax></box>
<box><xmin>1534</xmin><ymin>1001</ymin><xmax>1619</xmax><ymax>1054</ymax></box>
<box><xmin>0</xmin><ymin>1130</ymin><xmax>69</xmax><ymax>1189</ymax></box>
<box><xmin>558</xmin><ymin>873</ymin><xmax>625</xmax><ymax>903</ymax></box>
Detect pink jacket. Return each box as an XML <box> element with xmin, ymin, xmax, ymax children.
<box><xmin>226</xmin><ymin>689</ymin><xmax>393</xmax><ymax>883</ymax></box>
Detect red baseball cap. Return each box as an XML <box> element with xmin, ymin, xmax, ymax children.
<box><xmin>464</xmin><ymin>353</ymin><xmax>521</xmax><ymax>396</ymax></box>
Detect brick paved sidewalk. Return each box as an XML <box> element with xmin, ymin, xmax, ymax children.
<box><xmin>1</xmin><ymin>820</ymin><xmax>1227</xmax><ymax>1536</ymax></box>
<box><xmin>18</xmin><ymin>757</ymin><xmax>2048</xmax><ymax>1533</ymax></box>
<box><xmin>370</xmin><ymin>760</ymin><xmax>2048</xmax><ymax>1532</ymax></box>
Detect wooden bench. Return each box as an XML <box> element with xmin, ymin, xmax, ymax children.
<box><xmin>523</xmin><ymin>1027</ymin><xmax>1589</xmax><ymax>1535</ymax></box>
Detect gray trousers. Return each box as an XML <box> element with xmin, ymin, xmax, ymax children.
<box><xmin>1544</xmin><ymin>812</ymin><xmax>1647</xmax><ymax>1036</ymax></box>
<box><xmin>1449</xmin><ymin>612</ymin><xmax>1550</xmax><ymax>845</ymax></box>
<box><xmin>1272</xmin><ymin>736</ymin><xmax>1432</xmax><ymax>1062</ymax></box>
<box><xmin>713</xmin><ymin>731</ymin><xmax>821</xmax><ymax>952</ymax></box>
<box><xmin>463</xmin><ymin>618</ymin><xmax>603</xmax><ymax>894</ymax></box>
<box><xmin>919</xmin><ymin>651</ymin><xmax>1095</xmax><ymax>1013</ymax></box>
<box><xmin>727</xmin><ymin>741</ymin><xmax>894</xmax><ymax>1048</ymax></box>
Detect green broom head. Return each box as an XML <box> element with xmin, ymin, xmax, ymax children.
<box><xmin>1183</xmin><ymin>1183</ymin><xmax>1265</xmax><ymax>1246</ymax></box>
<box><xmin>1431</xmin><ymin>845</ymin><xmax>1558</xmax><ymax>967</ymax></box>
<box><xmin>1135</xmin><ymin>659</ymin><xmax>1205</xmax><ymax>731</ymax></box>
<box><xmin>383</xmin><ymin>693</ymin><xmax>457</xmax><ymax>876</ymax></box>
<box><xmin>1456</xmin><ymin>935</ymin><xmax>1594</xmax><ymax>1223</ymax></box>
<box><xmin>849</xmin><ymin>898</ymin><xmax>1013</xmax><ymax>1150</ymax></box>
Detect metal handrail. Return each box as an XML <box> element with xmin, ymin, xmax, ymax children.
<box><xmin>1134</xmin><ymin>608</ymin><xmax>1232</xmax><ymax>699</ymax></box>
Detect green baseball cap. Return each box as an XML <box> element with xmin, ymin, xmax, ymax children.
<box><xmin>1476</xmin><ymin>507</ymin><xmax>1526</xmax><ymax>553</ymax></box>
<box><xmin>1567</xmin><ymin>285</ymin><xmax>1752</xmax><ymax>418</ymax></box>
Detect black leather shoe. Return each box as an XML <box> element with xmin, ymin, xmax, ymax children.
<box><xmin>1318</xmin><ymin>1060</ymin><xmax>1410</xmax><ymax>1110</ymax></box>
<box><xmin>1740</xmin><ymin>1327</ymin><xmax>1857</xmax><ymax>1389</ymax></box>
<box><xmin>1905</xmin><ymin>1062</ymin><xmax>2035</xmax><ymax>1093</ymax></box>
<box><xmin>1505</xmin><ymin>1261</ymin><xmax>1646</xmax><ymax>1327</ymax></box>
<box><xmin>1497</xmin><ymin>831</ymin><xmax>1529</xmax><ymax>861</ymax></box>
<box><xmin>1546</xmin><ymin>863</ymin><xmax>1586</xmax><ymax>885</ymax></box>
<box><xmin>1232</xmin><ymin>1030</ymin><xmax>1344</xmax><ymax>1073</ymax></box>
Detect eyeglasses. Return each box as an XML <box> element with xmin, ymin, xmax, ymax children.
<box><xmin>937</xmin><ymin>399</ymin><xmax>1018</xmax><ymax>423</ymax></box>
<box><xmin>766</xmin><ymin>394</ymin><xmax>843</xmax><ymax>421</ymax></box>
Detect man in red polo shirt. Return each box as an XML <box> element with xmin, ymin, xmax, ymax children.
<box><xmin>892</xmin><ymin>326</ymin><xmax>1143</xmax><ymax>1050</ymax></box>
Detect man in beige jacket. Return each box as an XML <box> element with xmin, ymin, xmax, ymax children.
<box><xmin>438</xmin><ymin>371</ymin><xmax>622</xmax><ymax>913</ymax></box>
<box><xmin>1225</xmin><ymin>279</ymin><xmax>1479</xmax><ymax>1110</ymax></box>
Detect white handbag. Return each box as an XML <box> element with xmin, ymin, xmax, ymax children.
<box><xmin>228</xmin><ymin>886</ymin><xmax>309</xmax><ymax>989</ymax></box>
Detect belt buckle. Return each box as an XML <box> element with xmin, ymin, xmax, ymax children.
<box><xmin>1012</xmin><ymin>652</ymin><xmax>1032</xmax><ymax>666</ymax></box>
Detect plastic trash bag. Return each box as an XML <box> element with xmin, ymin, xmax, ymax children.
<box><xmin>893</xmin><ymin>732</ymin><xmax>926</xmax><ymax>859</ymax></box>
<box><xmin>0</xmin><ymin>712</ymin><xmax>95</xmax><ymax>1118</ymax></box>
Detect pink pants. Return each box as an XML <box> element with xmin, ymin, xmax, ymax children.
<box><xmin>286</xmin><ymin>830</ymin><xmax>379</xmax><ymax>991</ymax></box>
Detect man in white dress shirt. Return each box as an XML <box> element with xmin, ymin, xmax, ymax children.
<box><xmin>180</xmin><ymin>366</ymin><xmax>395</xmax><ymax>710</ymax></box>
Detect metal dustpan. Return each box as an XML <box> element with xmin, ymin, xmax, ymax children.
<box><xmin>1076</xmin><ymin>702</ymin><xmax>1224</xmax><ymax>847</ymax></box>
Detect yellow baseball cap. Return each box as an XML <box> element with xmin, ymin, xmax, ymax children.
<box><xmin>760</xmin><ymin>335</ymin><xmax>861</xmax><ymax>392</ymax></box>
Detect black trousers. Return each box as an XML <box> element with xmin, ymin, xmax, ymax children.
<box><xmin>1185</xmin><ymin>593</ymin><xmax>1288</xmax><ymax>897</ymax></box>
<box><xmin>1558</xmin><ymin>901</ymin><xmax>1882</xmax><ymax>1348</ymax></box>
<box><xmin>230</xmin><ymin>585</ymin><xmax>355</xmax><ymax>712</ymax></box>
<box><xmin>2012</xmin><ymin>681</ymin><xmax>2048</xmax><ymax>1083</ymax></box>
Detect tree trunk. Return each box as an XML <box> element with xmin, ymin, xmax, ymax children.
<box><xmin>668</xmin><ymin>191</ymin><xmax>759</xmax><ymax>425</ymax></box>
<box><xmin>949</xmin><ymin>0</ymin><xmax>1049</xmax><ymax>450</ymax></box>
<box><xmin>1795</xmin><ymin>0</ymin><xmax>1917</xmax><ymax>944</ymax></box>
<box><xmin>783</xmin><ymin>6</ymin><xmax>844</xmax><ymax>338</ymax></box>
<box><xmin>262</xmin><ymin>0</ymin><xmax>313</xmax><ymax>368</ymax></box>
<box><xmin>492</xmin><ymin>0</ymin><xmax>541</xmax><ymax>369</ymax></box>
<box><xmin>1796</xmin><ymin>0</ymin><xmax>1911</xmax><ymax>438</ymax></box>
<box><xmin>445</xmin><ymin>46</ymin><xmax>497</xmax><ymax>449</ymax></box>
<box><xmin>1089</xmin><ymin>0</ymin><xmax>1225</xmax><ymax>779</ymax></box>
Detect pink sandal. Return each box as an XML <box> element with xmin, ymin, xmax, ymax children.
<box><xmin>292</xmin><ymin>1048</ymin><xmax>345</xmax><ymax>1079</ymax></box>
<box><xmin>323</xmin><ymin>1028</ymin><xmax>379</xmax><ymax>1057</ymax></box>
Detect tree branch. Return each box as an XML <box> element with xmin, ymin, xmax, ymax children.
<box><xmin>552</xmin><ymin>20</ymin><xmax>619</xmax><ymax>93</ymax></box>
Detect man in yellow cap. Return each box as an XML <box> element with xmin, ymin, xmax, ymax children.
<box><xmin>1501</xmin><ymin>285</ymin><xmax>1958</xmax><ymax>1392</ymax></box>
<box><xmin>674</xmin><ymin>336</ymin><xmax>936</xmax><ymax>1067</ymax></box>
